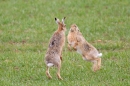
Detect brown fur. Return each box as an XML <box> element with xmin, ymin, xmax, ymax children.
<box><xmin>45</xmin><ymin>17</ymin><xmax>66</xmax><ymax>80</ymax></box>
<box><xmin>67</xmin><ymin>24</ymin><xmax>80</xmax><ymax>50</ymax></box>
<box><xmin>67</xmin><ymin>24</ymin><xmax>102</xmax><ymax>72</ymax></box>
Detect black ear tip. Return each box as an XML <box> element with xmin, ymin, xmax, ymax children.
<box><xmin>64</xmin><ymin>17</ymin><xmax>66</xmax><ymax>19</ymax></box>
<box><xmin>55</xmin><ymin>18</ymin><xmax>57</xmax><ymax>21</ymax></box>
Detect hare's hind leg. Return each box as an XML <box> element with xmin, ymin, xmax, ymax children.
<box><xmin>83</xmin><ymin>55</ymin><xmax>101</xmax><ymax>72</ymax></box>
<box><xmin>97</xmin><ymin>58</ymin><xmax>101</xmax><ymax>70</ymax></box>
<box><xmin>92</xmin><ymin>58</ymin><xmax>101</xmax><ymax>72</ymax></box>
<box><xmin>56</xmin><ymin>61</ymin><xmax>63</xmax><ymax>80</ymax></box>
<box><xmin>46</xmin><ymin>66</ymin><xmax>52</xmax><ymax>79</ymax></box>
<box><xmin>92</xmin><ymin>60</ymin><xmax>98</xmax><ymax>72</ymax></box>
<box><xmin>46</xmin><ymin>63</ymin><xmax>53</xmax><ymax>79</ymax></box>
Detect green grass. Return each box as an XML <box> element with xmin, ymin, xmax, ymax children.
<box><xmin>0</xmin><ymin>0</ymin><xmax>130</xmax><ymax>86</ymax></box>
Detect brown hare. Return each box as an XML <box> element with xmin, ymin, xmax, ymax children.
<box><xmin>67</xmin><ymin>24</ymin><xmax>80</xmax><ymax>51</ymax></box>
<box><xmin>67</xmin><ymin>24</ymin><xmax>102</xmax><ymax>72</ymax></box>
<box><xmin>45</xmin><ymin>17</ymin><xmax>66</xmax><ymax>80</ymax></box>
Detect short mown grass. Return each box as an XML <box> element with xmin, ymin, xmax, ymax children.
<box><xmin>0</xmin><ymin>0</ymin><xmax>130</xmax><ymax>86</ymax></box>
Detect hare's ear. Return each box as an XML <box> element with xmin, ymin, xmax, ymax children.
<box><xmin>62</xmin><ymin>17</ymin><xmax>66</xmax><ymax>24</ymax></box>
<box><xmin>55</xmin><ymin>18</ymin><xmax>60</xmax><ymax>24</ymax></box>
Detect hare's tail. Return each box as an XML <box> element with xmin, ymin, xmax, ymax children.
<box><xmin>47</xmin><ymin>63</ymin><xmax>54</xmax><ymax>67</ymax></box>
<box><xmin>98</xmin><ymin>53</ymin><xmax>102</xmax><ymax>57</ymax></box>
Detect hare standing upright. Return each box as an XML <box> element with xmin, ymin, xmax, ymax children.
<box><xmin>45</xmin><ymin>17</ymin><xmax>66</xmax><ymax>80</ymax></box>
<box><xmin>67</xmin><ymin>24</ymin><xmax>102</xmax><ymax>72</ymax></box>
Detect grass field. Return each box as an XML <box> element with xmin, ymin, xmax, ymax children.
<box><xmin>0</xmin><ymin>0</ymin><xmax>130</xmax><ymax>86</ymax></box>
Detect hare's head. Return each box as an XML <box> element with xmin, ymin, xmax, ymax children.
<box><xmin>70</xmin><ymin>24</ymin><xmax>80</xmax><ymax>33</ymax></box>
<box><xmin>55</xmin><ymin>17</ymin><xmax>66</xmax><ymax>31</ymax></box>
